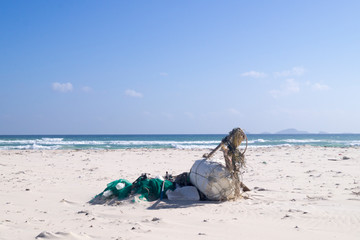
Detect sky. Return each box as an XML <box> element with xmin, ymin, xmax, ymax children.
<box><xmin>1</xmin><ymin>0</ymin><xmax>360</xmax><ymax>134</ymax></box>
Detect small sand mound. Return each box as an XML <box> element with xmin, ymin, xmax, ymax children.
<box><xmin>35</xmin><ymin>231</ymin><xmax>91</xmax><ymax>239</ymax></box>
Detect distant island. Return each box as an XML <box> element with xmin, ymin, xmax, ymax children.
<box><xmin>273</xmin><ymin>128</ymin><xmax>329</xmax><ymax>134</ymax></box>
<box><xmin>275</xmin><ymin>128</ymin><xmax>309</xmax><ymax>134</ymax></box>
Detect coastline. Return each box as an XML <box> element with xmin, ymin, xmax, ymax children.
<box><xmin>1</xmin><ymin>133</ymin><xmax>360</xmax><ymax>150</ymax></box>
<box><xmin>1</xmin><ymin>146</ymin><xmax>359</xmax><ymax>239</ymax></box>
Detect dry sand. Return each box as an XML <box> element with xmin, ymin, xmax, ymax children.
<box><xmin>1</xmin><ymin>146</ymin><xmax>359</xmax><ymax>239</ymax></box>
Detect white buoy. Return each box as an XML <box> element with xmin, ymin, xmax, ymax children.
<box><xmin>189</xmin><ymin>159</ymin><xmax>235</xmax><ymax>201</ymax></box>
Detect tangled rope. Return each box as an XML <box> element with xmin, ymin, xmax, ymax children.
<box><xmin>203</xmin><ymin>128</ymin><xmax>248</xmax><ymax>199</ymax></box>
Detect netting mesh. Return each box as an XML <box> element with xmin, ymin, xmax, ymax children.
<box><xmin>200</xmin><ymin>127</ymin><xmax>248</xmax><ymax>200</ymax></box>
<box><xmin>90</xmin><ymin>177</ymin><xmax>175</xmax><ymax>203</ymax></box>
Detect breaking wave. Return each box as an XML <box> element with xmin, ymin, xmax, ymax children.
<box><xmin>1</xmin><ymin>134</ymin><xmax>360</xmax><ymax>150</ymax></box>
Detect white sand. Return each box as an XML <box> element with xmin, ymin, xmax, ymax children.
<box><xmin>1</xmin><ymin>146</ymin><xmax>359</xmax><ymax>239</ymax></box>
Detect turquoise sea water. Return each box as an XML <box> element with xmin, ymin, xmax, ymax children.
<box><xmin>1</xmin><ymin>134</ymin><xmax>360</xmax><ymax>150</ymax></box>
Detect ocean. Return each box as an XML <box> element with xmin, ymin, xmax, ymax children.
<box><xmin>0</xmin><ymin>134</ymin><xmax>360</xmax><ymax>150</ymax></box>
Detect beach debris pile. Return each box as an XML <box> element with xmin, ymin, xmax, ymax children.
<box><xmin>90</xmin><ymin>127</ymin><xmax>249</xmax><ymax>204</ymax></box>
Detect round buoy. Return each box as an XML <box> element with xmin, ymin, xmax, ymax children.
<box><xmin>189</xmin><ymin>159</ymin><xmax>235</xmax><ymax>201</ymax></box>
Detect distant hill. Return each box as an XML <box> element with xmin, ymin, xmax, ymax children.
<box><xmin>276</xmin><ymin>128</ymin><xmax>309</xmax><ymax>134</ymax></box>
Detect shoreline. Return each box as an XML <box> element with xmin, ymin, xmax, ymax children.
<box><xmin>2</xmin><ymin>134</ymin><xmax>360</xmax><ymax>150</ymax></box>
<box><xmin>1</xmin><ymin>146</ymin><xmax>359</xmax><ymax>239</ymax></box>
<box><xmin>1</xmin><ymin>144</ymin><xmax>360</xmax><ymax>151</ymax></box>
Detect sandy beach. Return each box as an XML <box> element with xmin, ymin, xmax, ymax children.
<box><xmin>1</xmin><ymin>146</ymin><xmax>359</xmax><ymax>239</ymax></box>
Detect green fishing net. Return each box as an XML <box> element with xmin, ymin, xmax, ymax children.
<box><xmin>92</xmin><ymin>177</ymin><xmax>175</xmax><ymax>202</ymax></box>
<box><xmin>134</xmin><ymin>178</ymin><xmax>175</xmax><ymax>201</ymax></box>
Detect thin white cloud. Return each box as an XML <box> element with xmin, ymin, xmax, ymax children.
<box><xmin>274</xmin><ymin>67</ymin><xmax>305</xmax><ymax>78</ymax></box>
<box><xmin>285</xmin><ymin>79</ymin><xmax>300</xmax><ymax>92</ymax></box>
<box><xmin>81</xmin><ymin>86</ymin><xmax>92</xmax><ymax>92</ymax></box>
<box><xmin>312</xmin><ymin>83</ymin><xmax>330</xmax><ymax>91</ymax></box>
<box><xmin>228</xmin><ymin>108</ymin><xmax>241</xmax><ymax>115</ymax></box>
<box><xmin>270</xmin><ymin>79</ymin><xmax>300</xmax><ymax>98</ymax></box>
<box><xmin>241</xmin><ymin>71</ymin><xmax>267</xmax><ymax>78</ymax></box>
<box><xmin>52</xmin><ymin>82</ymin><xmax>73</xmax><ymax>93</ymax></box>
<box><xmin>125</xmin><ymin>89</ymin><xmax>143</xmax><ymax>98</ymax></box>
<box><xmin>160</xmin><ymin>72</ymin><xmax>168</xmax><ymax>76</ymax></box>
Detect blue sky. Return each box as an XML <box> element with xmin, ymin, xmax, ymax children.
<box><xmin>1</xmin><ymin>0</ymin><xmax>359</xmax><ymax>134</ymax></box>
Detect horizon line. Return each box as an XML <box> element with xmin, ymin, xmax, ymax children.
<box><xmin>1</xmin><ymin>132</ymin><xmax>360</xmax><ymax>136</ymax></box>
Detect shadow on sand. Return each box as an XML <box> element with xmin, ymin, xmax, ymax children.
<box><xmin>147</xmin><ymin>199</ymin><xmax>220</xmax><ymax>210</ymax></box>
<box><xmin>89</xmin><ymin>195</ymin><xmax>221</xmax><ymax>209</ymax></box>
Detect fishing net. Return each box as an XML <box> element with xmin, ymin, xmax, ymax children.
<box><xmin>90</xmin><ymin>175</ymin><xmax>175</xmax><ymax>203</ymax></box>
<box><xmin>91</xmin><ymin>179</ymin><xmax>132</xmax><ymax>201</ymax></box>
<box><xmin>132</xmin><ymin>178</ymin><xmax>175</xmax><ymax>201</ymax></box>
<box><xmin>194</xmin><ymin>127</ymin><xmax>248</xmax><ymax>200</ymax></box>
